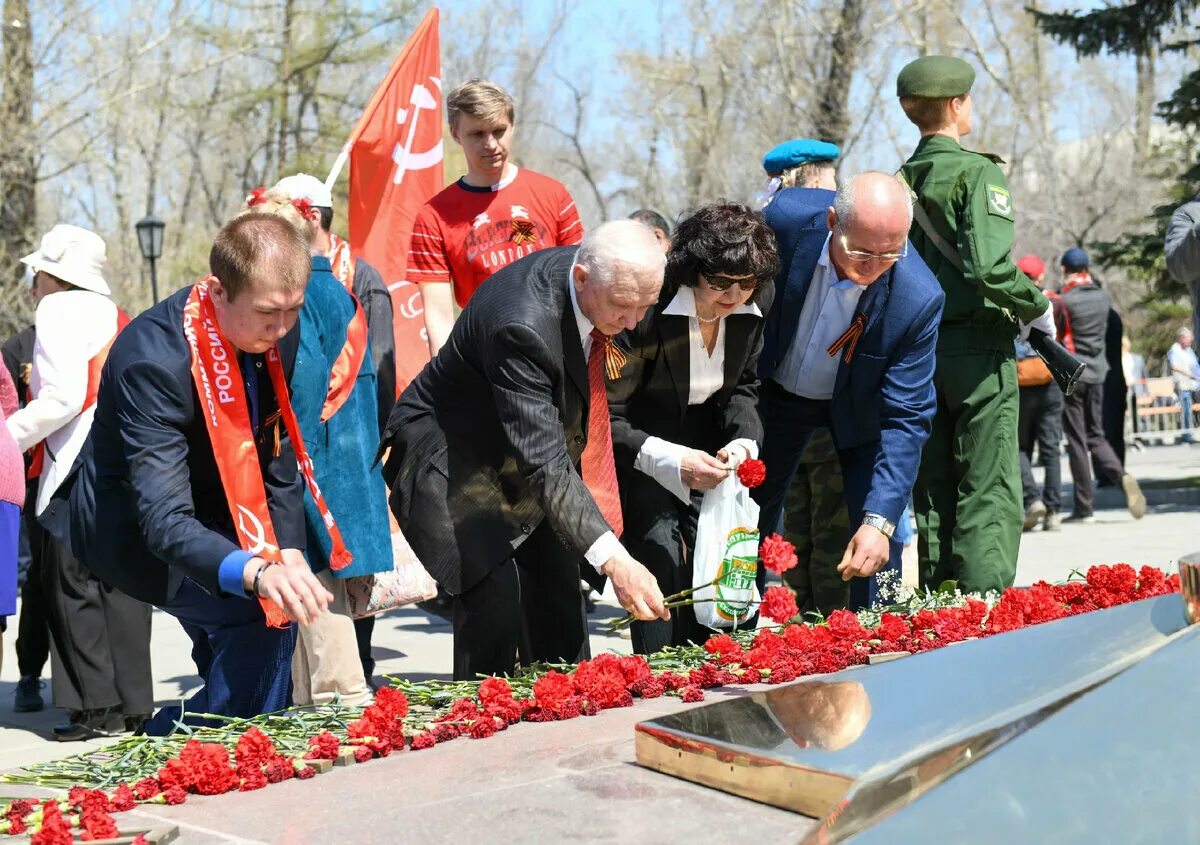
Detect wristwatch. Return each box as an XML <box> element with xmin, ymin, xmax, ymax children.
<box><xmin>862</xmin><ymin>513</ymin><xmax>896</xmax><ymax>539</ymax></box>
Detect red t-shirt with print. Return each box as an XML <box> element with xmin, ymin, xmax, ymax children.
<box><xmin>408</xmin><ymin>167</ymin><xmax>584</xmax><ymax>307</ymax></box>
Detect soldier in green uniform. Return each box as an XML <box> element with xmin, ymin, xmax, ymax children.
<box><xmin>896</xmin><ymin>56</ymin><xmax>1056</xmax><ymax>594</ymax></box>
<box><xmin>782</xmin><ymin>426</ymin><xmax>851</xmax><ymax>616</ymax></box>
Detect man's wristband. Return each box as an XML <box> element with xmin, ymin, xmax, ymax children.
<box><xmin>861</xmin><ymin>513</ymin><xmax>896</xmax><ymax>539</ymax></box>
<box><xmin>251</xmin><ymin>560</ymin><xmax>283</xmax><ymax>598</ymax></box>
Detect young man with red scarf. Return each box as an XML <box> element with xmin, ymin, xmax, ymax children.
<box><xmin>41</xmin><ymin>215</ymin><xmax>334</xmax><ymax>735</ymax></box>
<box><xmin>1056</xmin><ymin>247</ymin><xmax>1145</xmax><ymax>523</ymax></box>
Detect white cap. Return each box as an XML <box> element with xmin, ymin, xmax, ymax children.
<box><xmin>21</xmin><ymin>224</ymin><xmax>110</xmax><ymax>295</ymax></box>
<box><xmin>272</xmin><ymin>173</ymin><xmax>333</xmax><ymax>208</ymax></box>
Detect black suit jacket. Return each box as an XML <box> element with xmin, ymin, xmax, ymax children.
<box><xmin>381</xmin><ymin>247</ymin><xmax>609</xmax><ymax>594</ymax></box>
<box><xmin>609</xmin><ymin>282</ymin><xmax>775</xmax><ymax>469</ymax></box>
<box><xmin>39</xmin><ymin>285</ymin><xmax>306</xmax><ymax>605</ymax></box>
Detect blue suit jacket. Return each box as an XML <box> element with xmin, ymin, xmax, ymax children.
<box><xmin>760</xmin><ymin>203</ymin><xmax>945</xmax><ymax>523</ymax></box>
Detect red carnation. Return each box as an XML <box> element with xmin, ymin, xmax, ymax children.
<box><xmin>238</xmin><ymin>766</ymin><xmax>268</xmax><ymax>792</ymax></box>
<box><xmin>760</xmin><ymin>585</ymin><xmax>799</xmax><ymax>624</ymax></box>
<box><xmin>737</xmin><ymin>458</ymin><xmax>766</xmax><ymax>488</ymax></box>
<box><xmin>31</xmin><ymin>800</ymin><xmax>72</xmax><ymax>845</ymax></box>
<box><xmin>109</xmin><ymin>783</ymin><xmax>136</xmax><ymax>812</ymax></box>
<box><xmin>411</xmin><ymin>732</ymin><xmax>437</xmax><ymax>750</ymax></box>
<box><xmin>375</xmin><ymin>686</ymin><xmax>410</xmax><ymax>721</ymax></box>
<box><xmin>180</xmin><ymin>741</ymin><xmax>238</xmax><ymax>795</ymax></box>
<box><xmin>826</xmin><ymin>609</ymin><xmax>867</xmax><ymax>642</ymax></box>
<box><xmin>759</xmin><ymin>532</ymin><xmax>798</xmax><ymax>574</ymax></box>
<box><xmin>131</xmin><ymin>778</ymin><xmax>161</xmax><ymax>801</ymax></box>
<box><xmin>636</xmin><ymin>677</ymin><xmax>665</xmax><ymax>698</ymax></box>
<box><xmin>704</xmin><ymin>632</ymin><xmax>745</xmax><ymax>663</ymax></box>
<box><xmin>294</xmin><ymin>763</ymin><xmax>316</xmax><ymax>780</ymax></box>
<box><xmin>133</xmin><ymin>837</ymin><xmax>149</xmax><ymax>845</ymax></box>
<box><xmin>680</xmin><ymin>686</ymin><xmax>705</xmax><ymax>703</ymax></box>
<box><xmin>235</xmin><ymin>726</ymin><xmax>276</xmax><ymax>769</ymax></box>
<box><xmin>162</xmin><ymin>787</ymin><xmax>187</xmax><ymax>805</ymax></box>
<box><xmin>532</xmin><ymin>670</ymin><xmax>575</xmax><ymax>714</ymax></box>
<box><xmin>469</xmin><ymin>717</ymin><xmax>498</xmax><ymax>739</ymax></box>
<box><xmin>478</xmin><ymin>677</ymin><xmax>514</xmax><ymax>707</ymax></box>
<box><xmin>618</xmin><ymin>654</ymin><xmax>653</xmax><ymax>686</ymax></box>
<box><xmin>353</xmin><ymin>746</ymin><xmax>374</xmax><ymax>763</ymax></box>
<box><xmin>874</xmin><ymin>612</ymin><xmax>910</xmax><ymax>642</ymax></box>
<box><xmin>264</xmin><ymin>756</ymin><xmax>295</xmax><ymax>784</ymax></box>
<box><xmin>305</xmin><ymin>730</ymin><xmax>341</xmax><ymax>761</ymax></box>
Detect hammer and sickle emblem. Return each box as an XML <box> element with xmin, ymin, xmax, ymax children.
<box><xmin>236</xmin><ymin>505</ymin><xmax>278</xmax><ymax>556</ymax></box>
<box><xmin>392</xmin><ymin>78</ymin><xmax>445</xmax><ymax>185</ymax></box>
<box><xmin>387</xmin><ymin>280</ymin><xmax>426</xmax><ymax>320</ymax></box>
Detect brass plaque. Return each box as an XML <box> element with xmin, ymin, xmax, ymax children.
<box><xmin>636</xmin><ymin>594</ymin><xmax>1188</xmax><ymax>818</ymax></box>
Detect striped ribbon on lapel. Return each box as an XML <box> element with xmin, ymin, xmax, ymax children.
<box><xmin>827</xmin><ymin>313</ymin><xmax>867</xmax><ymax>364</ymax></box>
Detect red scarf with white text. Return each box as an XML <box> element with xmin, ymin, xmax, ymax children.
<box><xmin>322</xmin><ymin>234</ymin><xmax>369</xmax><ymax>422</ymax></box>
<box><xmin>183</xmin><ymin>279</ymin><xmax>354</xmax><ymax>627</ymax></box>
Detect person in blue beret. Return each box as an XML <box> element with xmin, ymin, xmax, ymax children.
<box><xmin>758</xmin><ymin>139</ymin><xmax>840</xmax><ymax>210</ymax></box>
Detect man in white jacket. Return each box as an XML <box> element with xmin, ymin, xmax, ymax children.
<box><xmin>5</xmin><ymin>225</ymin><xmax>152</xmax><ymax>740</ymax></box>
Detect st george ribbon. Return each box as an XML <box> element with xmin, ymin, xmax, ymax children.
<box><xmin>635</xmin><ymin>586</ymin><xmax>1195</xmax><ymax>838</ymax></box>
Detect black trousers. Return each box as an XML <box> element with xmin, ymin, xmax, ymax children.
<box><xmin>1062</xmin><ymin>381</ymin><xmax>1125</xmax><ymax>517</ymax></box>
<box><xmin>623</xmin><ymin>484</ymin><xmax>716</xmax><ymax>655</ymax></box>
<box><xmin>452</xmin><ymin>521</ymin><xmax>590</xmax><ymax>681</ymax></box>
<box><xmin>353</xmin><ymin>616</ymin><xmax>375</xmax><ymax>681</ymax></box>
<box><xmin>16</xmin><ymin>505</ymin><xmax>51</xmax><ymax>678</ymax></box>
<box><xmin>1018</xmin><ymin>382</ymin><xmax>1063</xmax><ymax>512</ymax></box>
<box><xmin>42</xmin><ymin>531</ymin><xmax>154</xmax><ymax>713</ymax></box>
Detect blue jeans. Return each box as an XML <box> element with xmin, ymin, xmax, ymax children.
<box><xmin>1181</xmin><ymin>390</ymin><xmax>1194</xmax><ymax>432</ymax></box>
<box><xmin>144</xmin><ymin>578</ymin><xmax>297</xmax><ymax>736</ymax></box>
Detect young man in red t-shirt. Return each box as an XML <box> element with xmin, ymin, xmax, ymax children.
<box><xmin>409</xmin><ymin>78</ymin><xmax>584</xmax><ymax>356</ymax></box>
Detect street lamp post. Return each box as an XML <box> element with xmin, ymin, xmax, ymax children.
<box><xmin>135</xmin><ymin>214</ymin><xmax>166</xmax><ymax>303</ymax></box>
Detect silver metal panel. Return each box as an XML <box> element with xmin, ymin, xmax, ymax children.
<box><xmin>635</xmin><ymin>594</ymin><xmax>1188</xmax><ymax>817</ymax></box>
<box><xmin>840</xmin><ymin>624</ymin><xmax>1200</xmax><ymax>845</ymax></box>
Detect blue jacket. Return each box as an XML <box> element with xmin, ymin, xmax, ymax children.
<box><xmin>759</xmin><ymin>204</ymin><xmax>944</xmax><ymax>524</ymax></box>
<box><xmin>291</xmin><ymin>256</ymin><xmax>392</xmax><ymax>578</ymax></box>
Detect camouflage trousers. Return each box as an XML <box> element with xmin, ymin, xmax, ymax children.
<box><xmin>780</xmin><ymin>427</ymin><xmax>851</xmax><ymax>616</ymax></box>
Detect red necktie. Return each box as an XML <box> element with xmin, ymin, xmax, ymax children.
<box><xmin>582</xmin><ymin>329</ymin><xmax>624</xmax><ymax>537</ymax></box>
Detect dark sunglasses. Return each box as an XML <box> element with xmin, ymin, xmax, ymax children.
<box><xmin>703</xmin><ymin>273</ymin><xmax>759</xmax><ymax>292</ymax></box>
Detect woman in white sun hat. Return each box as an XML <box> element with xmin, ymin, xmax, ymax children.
<box><xmin>4</xmin><ymin>224</ymin><xmax>153</xmax><ymax>741</ymax></box>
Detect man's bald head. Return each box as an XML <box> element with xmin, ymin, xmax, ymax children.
<box><xmin>826</xmin><ymin>172</ymin><xmax>913</xmax><ymax>286</ymax></box>
<box><xmin>574</xmin><ymin>220</ymin><xmax>665</xmax><ymax>336</ymax></box>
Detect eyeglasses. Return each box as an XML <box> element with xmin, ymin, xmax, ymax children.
<box><xmin>702</xmin><ymin>273</ymin><xmax>759</xmax><ymax>292</ymax></box>
<box><xmin>838</xmin><ymin>230</ymin><xmax>908</xmax><ymax>263</ymax></box>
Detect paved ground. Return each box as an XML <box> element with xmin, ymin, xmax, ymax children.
<box><xmin>0</xmin><ymin>442</ymin><xmax>1195</xmax><ymax>786</ymax></box>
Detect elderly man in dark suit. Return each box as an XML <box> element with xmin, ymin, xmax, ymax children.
<box><xmin>41</xmin><ymin>214</ymin><xmax>333</xmax><ymax>734</ymax></box>
<box><xmin>383</xmin><ymin>220</ymin><xmax>670</xmax><ymax>680</ymax></box>
<box><xmin>756</xmin><ymin>171</ymin><xmax>945</xmax><ymax>610</ymax></box>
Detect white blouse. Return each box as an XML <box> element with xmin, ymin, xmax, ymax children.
<box><xmin>662</xmin><ymin>285</ymin><xmax>761</xmax><ymax>405</ymax></box>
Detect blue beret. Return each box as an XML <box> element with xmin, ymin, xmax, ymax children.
<box><xmin>762</xmin><ymin>139</ymin><xmax>840</xmax><ymax>176</ymax></box>
<box><xmin>1061</xmin><ymin>247</ymin><xmax>1089</xmax><ymax>270</ymax></box>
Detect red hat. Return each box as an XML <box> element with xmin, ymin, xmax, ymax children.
<box><xmin>1016</xmin><ymin>254</ymin><xmax>1045</xmax><ymax>279</ymax></box>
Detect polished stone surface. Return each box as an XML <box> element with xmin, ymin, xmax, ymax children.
<box><xmin>843</xmin><ymin>623</ymin><xmax>1200</xmax><ymax>844</ymax></box>
<box><xmin>636</xmin><ymin>594</ymin><xmax>1187</xmax><ymax>818</ymax></box>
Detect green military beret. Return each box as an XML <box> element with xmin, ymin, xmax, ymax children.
<box><xmin>896</xmin><ymin>55</ymin><xmax>975</xmax><ymax>98</ymax></box>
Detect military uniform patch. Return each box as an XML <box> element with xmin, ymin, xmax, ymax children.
<box><xmin>986</xmin><ymin>184</ymin><xmax>1013</xmax><ymax>219</ymax></box>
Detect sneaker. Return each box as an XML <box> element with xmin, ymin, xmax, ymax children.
<box><xmin>1043</xmin><ymin>511</ymin><xmax>1062</xmax><ymax>532</ymax></box>
<box><xmin>1122</xmin><ymin>474</ymin><xmax>1146</xmax><ymax>520</ymax></box>
<box><xmin>1022</xmin><ymin>500</ymin><xmax>1047</xmax><ymax>531</ymax></box>
<box><xmin>14</xmin><ymin>676</ymin><xmax>44</xmax><ymax>713</ymax></box>
<box><xmin>1063</xmin><ymin>513</ymin><xmax>1096</xmax><ymax>524</ymax></box>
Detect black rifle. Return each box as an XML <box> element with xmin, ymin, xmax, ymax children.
<box><xmin>1027</xmin><ymin>328</ymin><xmax>1084</xmax><ymax>397</ymax></box>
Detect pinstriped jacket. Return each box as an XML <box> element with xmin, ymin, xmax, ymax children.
<box><xmin>381</xmin><ymin>247</ymin><xmax>608</xmax><ymax>594</ymax></box>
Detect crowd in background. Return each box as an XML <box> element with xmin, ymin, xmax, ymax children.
<box><xmin>0</xmin><ymin>59</ymin><xmax>1190</xmax><ymax>736</ymax></box>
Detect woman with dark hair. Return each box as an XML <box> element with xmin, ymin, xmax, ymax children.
<box><xmin>610</xmin><ymin>201</ymin><xmax>779</xmax><ymax>653</ymax></box>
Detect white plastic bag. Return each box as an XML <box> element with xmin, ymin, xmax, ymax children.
<box><xmin>691</xmin><ymin>474</ymin><xmax>760</xmax><ymax>628</ymax></box>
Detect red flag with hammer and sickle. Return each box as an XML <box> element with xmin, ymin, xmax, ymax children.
<box><xmin>343</xmin><ymin>8</ymin><xmax>443</xmax><ymax>395</ymax></box>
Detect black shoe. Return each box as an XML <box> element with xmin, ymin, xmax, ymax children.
<box><xmin>124</xmin><ymin>713</ymin><xmax>152</xmax><ymax>735</ymax></box>
<box><xmin>53</xmin><ymin>707</ymin><xmax>124</xmax><ymax>742</ymax></box>
<box><xmin>416</xmin><ymin>594</ymin><xmax>453</xmax><ymax>622</ymax></box>
<box><xmin>14</xmin><ymin>676</ymin><xmax>45</xmax><ymax>713</ymax></box>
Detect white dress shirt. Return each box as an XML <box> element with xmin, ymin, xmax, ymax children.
<box><xmin>6</xmin><ymin>289</ymin><xmax>121</xmax><ymax>514</ymax></box>
<box><xmin>567</xmin><ymin>270</ymin><xmax>623</xmax><ymax>571</ymax></box>
<box><xmin>774</xmin><ymin>235</ymin><xmax>865</xmax><ymax>400</ymax></box>
<box><xmin>634</xmin><ymin>286</ymin><xmax>760</xmax><ymax>504</ymax></box>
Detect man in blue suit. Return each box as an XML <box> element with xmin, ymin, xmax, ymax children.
<box><xmin>756</xmin><ymin>171</ymin><xmax>944</xmax><ymax>609</ymax></box>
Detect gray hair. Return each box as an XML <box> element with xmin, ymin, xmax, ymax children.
<box><xmin>833</xmin><ymin>172</ymin><xmax>914</xmax><ymax>229</ymax></box>
<box><xmin>1178</xmin><ymin>327</ymin><xmax>1194</xmax><ymax>339</ymax></box>
<box><xmin>577</xmin><ymin>219</ymin><xmax>665</xmax><ymax>285</ymax></box>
